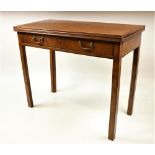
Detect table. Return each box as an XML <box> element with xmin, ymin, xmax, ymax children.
<box><xmin>14</xmin><ymin>19</ymin><xmax>145</xmax><ymax>140</ymax></box>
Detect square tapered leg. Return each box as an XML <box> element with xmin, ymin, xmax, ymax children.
<box><xmin>127</xmin><ymin>47</ymin><xmax>140</xmax><ymax>115</ymax></box>
<box><xmin>108</xmin><ymin>58</ymin><xmax>122</xmax><ymax>140</ymax></box>
<box><xmin>50</xmin><ymin>49</ymin><xmax>57</xmax><ymax>93</ymax></box>
<box><xmin>19</xmin><ymin>45</ymin><xmax>33</xmax><ymax>107</ymax></box>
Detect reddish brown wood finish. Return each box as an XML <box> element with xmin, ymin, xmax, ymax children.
<box><xmin>121</xmin><ymin>33</ymin><xmax>141</xmax><ymax>58</ymax></box>
<box><xmin>18</xmin><ymin>44</ymin><xmax>33</xmax><ymax>107</ymax></box>
<box><xmin>127</xmin><ymin>47</ymin><xmax>140</xmax><ymax>115</ymax></box>
<box><xmin>14</xmin><ymin>19</ymin><xmax>145</xmax><ymax>42</ymax></box>
<box><xmin>20</xmin><ymin>33</ymin><xmax>114</xmax><ymax>59</ymax></box>
<box><xmin>108</xmin><ymin>59</ymin><xmax>122</xmax><ymax>140</ymax></box>
<box><xmin>14</xmin><ymin>20</ymin><xmax>145</xmax><ymax>141</ymax></box>
<box><xmin>21</xmin><ymin>33</ymin><xmax>57</xmax><ymax>48</ymax></box>
<box><xmin>50</xmin><ymin>49</ymin><xmax>57</xmax><ymax>92</ymax></box>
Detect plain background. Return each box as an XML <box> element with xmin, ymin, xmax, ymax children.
<box><xmin>0</xmin><ymin>12</ymin><xmax>154</xmax><ymax>143</ymax></box>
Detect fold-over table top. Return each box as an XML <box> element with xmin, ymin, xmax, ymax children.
<box><xmin>14</xmin><ymin>19</ymin><xmax>145</xmax><ymax>42</ymax></box>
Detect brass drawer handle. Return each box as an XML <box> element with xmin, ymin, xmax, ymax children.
<box><xmin>32</xmin><ymin>36</ymin><xmax>44</xmax><ymax>45</ymax></box>
<box><xmin>79</xmin><ymin>40</ymin><xmax>94</xmax><ymax>50</ymax></box>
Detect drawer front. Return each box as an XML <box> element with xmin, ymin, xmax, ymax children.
<box><xmin>21</xmin><ymin>33</ymin><xmax>57</xmax><ymax>48</ymax></box>
<box><xmin>20</xmin><ymin>33</ymin><xmax>114</xmax><ymax>58</ymax></box>
<box><xmin>55</xmin><ymin>37</ymin><xmax>114</xmax><ymax>58</ymax></box>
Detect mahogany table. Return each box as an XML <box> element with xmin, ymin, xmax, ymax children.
<box><xmin>14</xmin><ymin>19</ymin><xmax>145</xmax><ymax>140</ymax></box>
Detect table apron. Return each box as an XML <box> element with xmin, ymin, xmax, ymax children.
<box><xmin>19</xmin><ymin>33</ymin><xmax>116</xmax><ymax>59</ymax></box>
<box><xmin>18</xmin><ymin>32</ymin><xmax>142</xmax><ymax>59</ymax></box>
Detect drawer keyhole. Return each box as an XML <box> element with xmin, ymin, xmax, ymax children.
<box><xmin>59</xmin><ymin>41</ymin><xmax>61</xmax><ymax>45</ymax></box>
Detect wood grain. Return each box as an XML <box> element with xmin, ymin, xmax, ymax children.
<box><xmin>20</xmin><ymin>33</ymin><xmax>114</xmax><ymax>59</ymax></box>
<box><xmin>121</xmin><ymin>33</ymin><xmax>141</xmax><ymax>58</ymax></box>
<box><xmin>14</xmin><ymin>20</ymin><xmax>145</xmax><ymax>141</ymax></box>
<box><xmin>108</xmin><ymin>58</ymin><xmax>122</xmax><ymax>140</ymax></box>
<box><xmin>14</xmin><ymin>19</ymin><xmax>145</xmax><ymax>42</ymax></box>
<box><xmin>127</xmin><ymin>47</ymin><xmax>140</xmax><ymax>115</ymax></box>
<box><xmin>18</xmin><ymin>44</ymin><xmax>33</xmax><ymax>107</ymax></box>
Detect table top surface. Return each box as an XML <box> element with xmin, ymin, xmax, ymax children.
<box><xmin>14</xmin><ymin>19</ymin><xmax>145</xmax><ymax>41</ymax></box>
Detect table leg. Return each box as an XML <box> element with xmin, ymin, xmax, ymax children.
<box><xmin>50</xmin><ymin>49</ymin><xmax>57</xmax><ymax>92</ymax></box>
<box><xmin>19</xmin><ymin>45</ymin><xmax>33</xmax><ymax>107</ymax></box>
<box><xmin>127</xmin><ymin>47</ymin><xmax>140</xmax><ymax>115</ymax></box>
<box><xmin>108</xmin><ymin>58</ymin><xmax>122</xmax><ymax>140</ymax></box>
